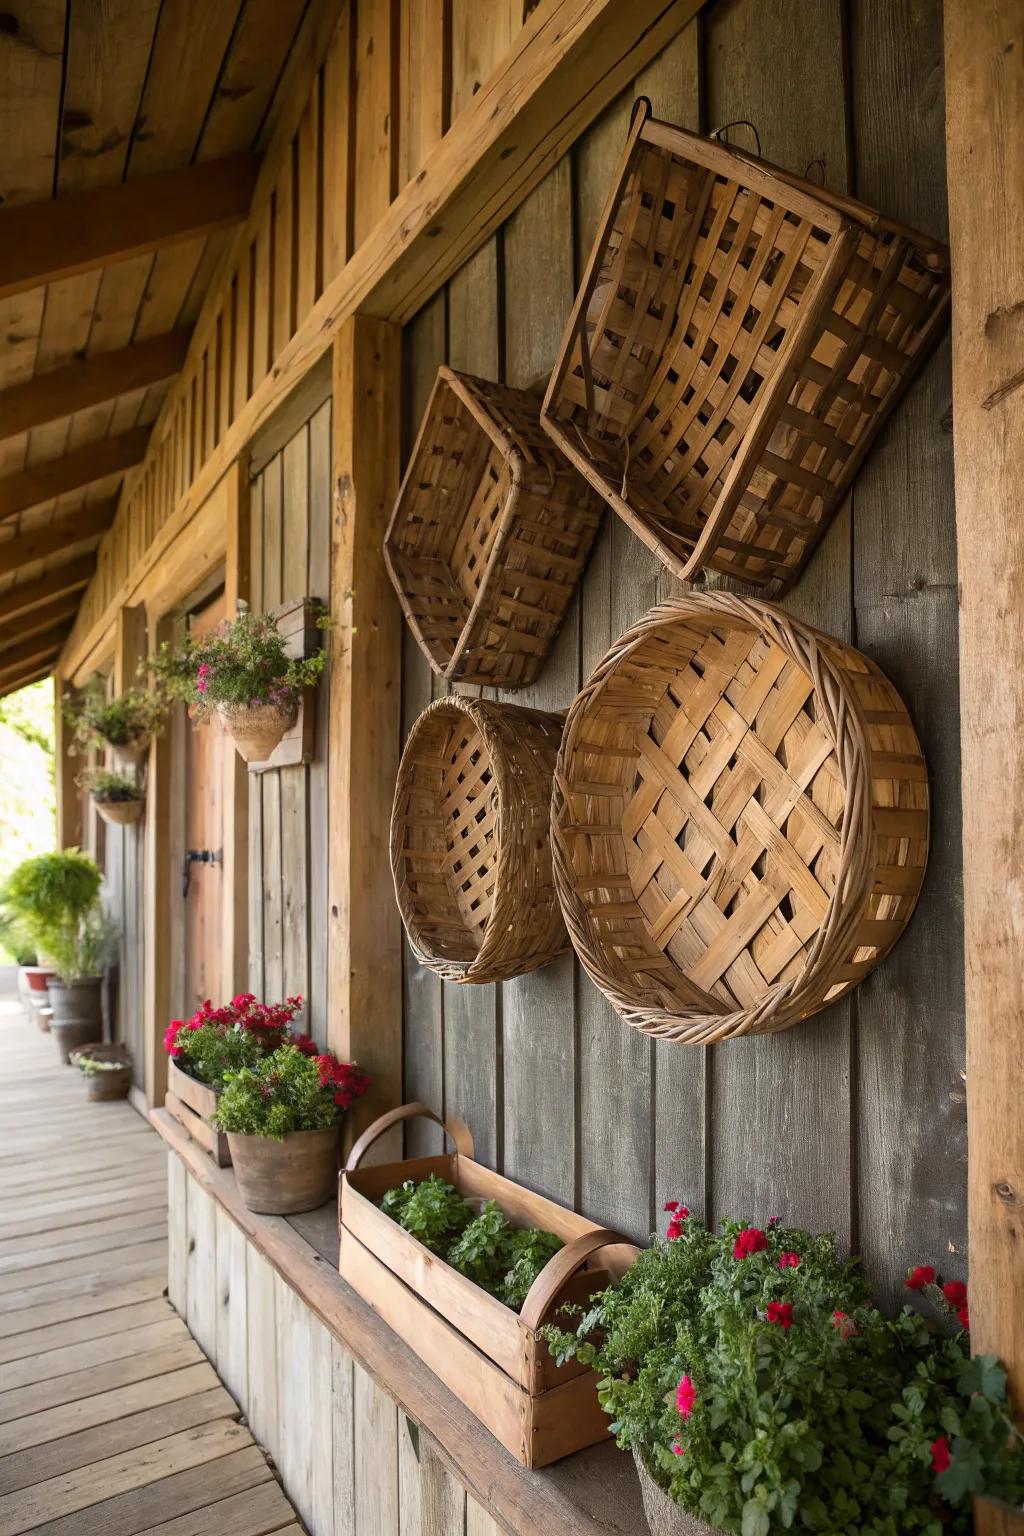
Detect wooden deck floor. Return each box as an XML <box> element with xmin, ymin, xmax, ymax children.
<box><xmin>0</xmin><ymin>979</ymin><xmax>303</xmax><ymax>1536</ymax></box>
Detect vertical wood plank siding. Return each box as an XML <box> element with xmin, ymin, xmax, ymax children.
<box><xmin>400</xmin><ymin>0</ymin><xmax>967</xmax><ymax>1292</ymax></box>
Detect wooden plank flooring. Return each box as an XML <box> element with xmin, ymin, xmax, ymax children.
<box><xmin>0</xmin><ymin>977</ymin><xmax>302</xmax><ymax>1536</ymax></box>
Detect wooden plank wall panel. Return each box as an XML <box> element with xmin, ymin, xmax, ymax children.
<box><xmin>399</xmin><ymin>0</ymin><xmax>963</xmax><ymax>1290</ymax></box>
<box><xmin>247</xmin><ymin>402</ymin><xmax>332</xmax><ymax>1039</ymax></box>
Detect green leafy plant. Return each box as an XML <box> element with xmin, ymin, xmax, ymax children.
<box><xmin>1</xmin><ymin>850</ymin><xmax>108</xmax><ymax>979</ymax></box>
<box><xmin>77</xmin><ymin>767</ymin><xmax>144</xmax><ymax>803</ymax></box>
<box><xmin>378</xmin><ymin>1177</ymin><xmax>563</xmax><ymax>1311</ymax></box>
<box><xmin>152</xmin><ymin>606</ymin><xmax>327</xmax><ymax>723</ymax></box>
<box><xmin>543</xmin><ymin>1211</ymin><xmax>1024</xmax><ymax>1535</ymax></box>
<box><xmin>164</xmin><ymin>993</ymin><xmax>310</xmax><ymax>1092</ymax></box>
<box><xmin>62</xmin><ymin>674</ymin><xmax>166</xmax><ymax>755</ymax></box>
<box><xmin>76</xmin><ymin>1052</ymin><xmax>130</xmax><ymax>1075</ymax></box>
<box><xmin>213</xmin><ymin>1041</ymin><xmax>370</xmax><ymax>1139</ymax></box>
<box><xmin>0</xmin><ymin>907</ymin><xmax>36</xmax><ymax>966</ymax></box>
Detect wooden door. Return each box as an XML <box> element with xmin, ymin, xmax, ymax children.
<box><xmin>183</xmin><ymin>591</ymin><xmax>230</xmax><ymax>1009</ymax></box>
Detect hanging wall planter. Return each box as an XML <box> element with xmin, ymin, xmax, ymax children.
<box><xmin>217</xmin><ymin>700</ymin><xmax>297</xmax><ymax>764</ymax></box>
<box><xmin>339</xmin><ymin>1103</ymin><xmax>638</xmax><ymax>1468</ymax></box>
<box><xmin>384</xmin><ymin>367</ymin><xmax>603</xmax><ymax>689</ymax></box>
<box><xmin>542</xmin><ymin>101</ymin><xmax>951</xmax><ymax>595</ymax></box>
<box><xmin>391</xmin><ymin>697</ymin><xmax>568</xmax><ymax>983</ymax></box>
<box><xmin>62</xmin><ymin>676</ymin><xmax>165</xmax><ymax>762</ymax></box>
<box><xmin>80</xmin><ymin>768</ymin><xmax>146</xmax><ymax>827</ymax></box>
<box><xmin>552</xmin><ymin>593</ymin><xmax>928</xmax><ymax>1042</ymax></box>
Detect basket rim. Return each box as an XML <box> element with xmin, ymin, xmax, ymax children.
<box><xmin>552</xmin><ymin>592</ymin><xmax>896</xmax><ymax>1042</ymax></box>
<box><xmin>391</xmin><ymin>695</ymin><xmax>519</xmax><ymax>981</ymax></box>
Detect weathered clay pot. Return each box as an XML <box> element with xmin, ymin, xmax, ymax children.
<box><xmin>71</xmin><ymin>1042</ymin><xmax>133</xmax><ymax>1101</ymax></box>
<box><xmin>227</xmin><ymin>1125</ymin><xmax>340</xmax><ymax>1214</ymax></box>
<box><xmin>218</xmin><ymin>702</ymin><xmax>296</xmax><ymax>764</ymax></box>
<box><xmin>48</xmin><ymin>976</ymin><xmax>104</xmax><ymax>1064</ymax></box>
<box><xmin>94</xmin><ymin>796</ymin><xmax>145</xmax><ymax>826</ymax></box>
<box><xmin>22</xmin><ymin>966</ymin><xmax>54</xmax><ymax>994</ymax></box>
<box><xmin>634</xmin><ymin>1450</ymin><xmax>721</xmax><ymax>1536</ymax></box>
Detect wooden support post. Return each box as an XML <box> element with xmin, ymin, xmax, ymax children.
<box><xmin>53</xmin><ymin>672</ymin><xmax>81</xmax><ymax>851</ymax></box>
<box><xmin>327</xmin><ymin>315</ymin><xmax>403</xmax><ymax>1142</ymax></box>
<box><xmin>223</xmin><ymin>459</ymin><xmax>251</xmax><ymax>999</ymax></box>
<box><xmin>113</xmin><ymin>604</ymin><xmax>147</xmax><ymax>695</ymax></box>
<box><xmin>945</xmin><ymin>3</ymin><xmax>1024</xmax><ymax>1532</ymax></box>
<box><xmin>144</xmin><ymin>613</ymin><xmax>175</xmax><ymax>1109</ymax></box>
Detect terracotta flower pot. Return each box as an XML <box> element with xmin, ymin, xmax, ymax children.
<box><xmin>217</xmin><ymin>702</ymin><xmax>296</xmax><ymax>764</ymax></box>
<box><xmin>22</xmin><ymin>966</ymin><xmax>54</xmax><ymax>994</ymax></box>
<box><xmin>48</xmin><ymin>976</ymin><xmax>104</xmax><ymax>1064</ymax></box>
<box><xmin>94</xmin><ymin>796</ymin><xmax>145</xmax><ymax>827</ymax></box>
<box><xmin>634</xmin><ymin>1450</ymin><xmax>721</xmax><ymax>1536</ymax></box>
<box><xmin>71</xmin><ymin>1042</ymin><xmax>133</xmax><ymax>1101</ymax></box>
<box><xmin>227</xmin><ymin>1125</ymin><xmax>340</xmax><ymax>1214</ymax></box>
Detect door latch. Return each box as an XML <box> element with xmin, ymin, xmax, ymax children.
<box><xmin>182</xmin><ymin>848</ymin><xmax>223</xmax><ymax>898</ymax></box>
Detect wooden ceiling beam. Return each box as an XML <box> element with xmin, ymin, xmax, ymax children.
<box><xmin>0</xmin><ymin>623</ymin><xmax>72</xmax><ymax>683</ymax></box>
<box><xmin>0</xmin><ymin>591</ymin><xmax>82</xmax><ymax>648</ymax></box>
<box><xmin>0</xmin><ymin>501</ymin><xmax>117</xmax><ymax>576</ymax></box>
<box><xmin>0</xmin><ymin>430</ymin><xmax>149</xmax><ymax>523</ymax></box>
<box><xmin>0</xmin><ymin>333</ymin><xmax>191</xmax><ymax>442</ymax></box>
<box><xmin>0</xmin><ymin>156</ymin><xmax>258</xmax><ymax>301</ymax></box>
<box><xmin>0</xmin><ymin>662</ymin><xmax>57</xmax><ymax>700</ymax></box>
<box><xmin>0</xmin><ymin>557</ymin><xmax>95</xmax><ymax>624</ymax></box>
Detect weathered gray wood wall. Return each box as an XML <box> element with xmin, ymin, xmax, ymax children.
<box><xmin>247</xmin><ymin>400</ymin><xmax>332</xmax><ymax>1046</ymax></box>
<box><xmin>400</xmin><ymin>0</ymin><xmax>965</xmax><ymax>1301</ymax></box>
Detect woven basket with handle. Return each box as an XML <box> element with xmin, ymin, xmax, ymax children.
<box><xmin>552</xmin><ymin>594</ymin><xmax>928</xmax><ymax>1042</ymax></box>
<box><xmin>542</xmin><ymin>101</ymin><xmax>950</xmax><ymax>596</ymax></box>
<box><xmin>384</xmin><ymin>367</ymin><xmax>603</xmax><ymax>689</ymax></box>
<box><xmin>391</xmin><ymin>697</ymin><xmax>568</xmax><ymax>983</ymax></box>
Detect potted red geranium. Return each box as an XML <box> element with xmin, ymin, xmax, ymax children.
<box><xmin>213</xmin><ymin>1043</ymin><xmax>371</xmax><ymax>1214</ymax></box>
<box><xmin>164</xmin><ymin>992</ymin><xmax>313</xmax><ymax>1164</ymax></box>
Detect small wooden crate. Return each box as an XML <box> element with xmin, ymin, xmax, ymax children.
<box><xmin>339</xmin><ymin>1104</ymin><xmax>637</xmax><ymax>1467</ymax></box>
<box><xmin>391</xmin><ymin>697</ymin><xmax>568</xmax><ymax>983</ymax></box>
<box><xmin>384</xmin><ymin>368</ymin><xmax>603</xmax><ymax>689</ymax></box>
<box><xmin>552</xmin><ymin>593</ymin><xmax>929</xmax><ymax>1042</ymax></box>
<box><xmin>542</xmin><ymin>102</ymin><xmax>951</xmax><ymax>595</ymax></box>
<box><xmin>165</xmin><ymin>1058</ymin><xmax>231</xmax><ymax>1166</ymax></box>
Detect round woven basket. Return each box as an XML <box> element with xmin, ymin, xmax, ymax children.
<box><xmin>94</xmin><ymin>795</ymin><xmax>144</xmax><ymax>826</ymax></box>
<box><xmin>218</xmin><ymin>701</ymin><xmax>295</xmax><ymax>763</ymax></box>
<box><xmin>391</xmin><ymin>697</ymin><xmax>568</xmax><ymax>983</ymax></box>
<box><xmin>552</xmin><ymin>594</ymin><xmax>928</xmax><ymax>1042</ymax></box>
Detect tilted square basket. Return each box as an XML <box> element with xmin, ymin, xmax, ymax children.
<box><xmin>542</xmin><ymin>101</ymin><xmax>951</xmax><ymax>595</ymax></box>
<box><xmin>384</xmin><ymin>367</ymin><xmax>603</xmax><ymax>689</ymax></box>
<box><xmin>339</xmin><ymin>1104</ymin><xmax>637</xmax><ymax>1467</ymax></box>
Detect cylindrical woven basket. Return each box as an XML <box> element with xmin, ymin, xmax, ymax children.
<box><xmin>392</xmin><ymin>697</ymin><xmax>568</xmax><ymax>983</ymax></box>
<box><xmin>552</xmin><ymin>594</ymin><xmax>928</xmax><ymax>1042</ymax></box>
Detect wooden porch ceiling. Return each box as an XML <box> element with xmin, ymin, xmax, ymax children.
<box><xmin>0</xmin><ymin>0</ymin><xmax>311</xmax><ymax>698</ymax></box>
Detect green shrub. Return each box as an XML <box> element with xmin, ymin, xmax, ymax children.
<box><xmin>152</xmin><ymin>607</ymin><xmax>326</xmax><ymax>720</ymax></box>
<box><xmin>213</xmin><ymin>1042</ymin><xmax>370</xmax><ymax>1139</ymax></box>
<box><xmin>1</xmin><ymin>850</ymin><xmax>109</xmax><ymax>979</ymax></box>
<box><xmin>63</xmin><ymin>675</ymin><xmax>165</xmax><ymax>754</ymax></box>
<box><xmin>165</xmin><ymin>994</ymin><xmax>306</xmax><ymax>1092</ymax></box>
<box><xmin>542</xmin><ymin>1211</ymin><xmax>1024</xmax><ymax>1535</ymax></box>
<box><xmin>78</xmin><ymin>768</ymin><xmax>144</xmax><ymax>803</ymax></box>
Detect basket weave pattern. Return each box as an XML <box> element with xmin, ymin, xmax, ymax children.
<box><xmin>543</xmin><ymin>110</ymin><xmax>950</xmax><ymax>594</ymax></box>
<box><xmin>385</xmin><ymin>368</ymin><xmax>603</xmax><ymax>688</ymax></box>
<box><xmin>392</xmin><ymin>697</ymin><xmax>568</xmax><ymax>983</ymax></box>
<box><xmin>552</xmin><ymin>594</ymin><xmax>928</xmax><ymax>1042</ymax></box>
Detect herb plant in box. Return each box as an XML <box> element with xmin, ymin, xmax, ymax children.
<box><xmin>544</xmin><ymin>1211</ymin><xmax>1024</xmax><ymax>1536</ymax></box>
<box><xmin>163</xmin><ymin>992</ymin><xmax>311</xmax><ymax>1164</ymax></box>
<box><xmin>79</xmin><ymin>767</ymin><xmax>145</xmax><ymax>826</ymax></box>
<box><xmin>153</xmin><ymin>606</ymin><xmax>326</xmax><ymax>764</ymax></box>
<box><xmin>213</xmin><ymin>1042</ymin><xmax>370</xmax><ymax>1213</ymax></box>
<box><xmin>2</xmin><ymin>851</ymin><xmax>117</xmax><ymax>1061</ymax></box>
<box><xmin>63</xmin><ymin>674</ymin><xmax>166</xmax><ymax>762</ymax></box>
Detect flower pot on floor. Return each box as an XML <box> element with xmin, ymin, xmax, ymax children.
<box><xmin>47</xmin><ymin>977</ymin><xmax>104</xmax><ymax>1064</ymax></box>
<box><xmin>94</xmin><ymin>796</ymin><xmax>145</xmax><ymax>827</ymax></box>
<box><xmin>71</xmin><ymin>1042</ymin><xmax>133</xmax><ymax>1101</ymax></box>
<box><xmin>227</xmin><ymin>1125</ymin><xmax>340</xmax><ymax>1214</ymax></box>
<box><xmin>217</xmin><ymin>702</ymin><xmax>296</xmax><ymax>764</ymax></box>
<box><xmin>634</xmin><ymin>1451</ymin><xmax>721</xmax><ymax>1536</ymax></box>
<box><xmin>22</xmin><ymin>965</ymin><xmax>54</xmax><ymax>995</ymax></box>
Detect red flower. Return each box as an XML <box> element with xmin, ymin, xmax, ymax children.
<box><xmin>931</xmin><ymin>1436</ymin><xmax>951</xmax><ymax>1475</ymax></box>
<box><xmin>671</xmin><ymin>1439</ymin><xmax>684</xmax><ymax>1457</ymax></box>
<box><xmin>957</xmin><ymin>1302</ymin><xmax>970</xmax><ymax>1330</ymax></box>
<box><xmin>778</xmin><ymin>1251</ymin><xmax>800</xmax><ymax>1269</ymax></box>
<box><xmin>291</xmin><ymin>1033</ymin><xmax>318</xmax><ymax>1057</ymax></box>
<box><xmin>832</xmin><ymin>1310</ymin><xmax>857</xmax><ymax>1339</ymax></box>
<box><xmin>733</xmin><ymin>1227</ymin><xmax>768</xmax><ymax>1260</ymax></box>
<box><xmin>765</xmin><ymin>1301</ymin><xmax>793</xmax><ymax>1330</ymax></box>
<box><xmin>905</xmin><ymin>1265</ymin><xmax>936</xmax><ymax>1292</ymax></box>
<box><xmin>676</xmin><ymin>1374</ymin><xmax>696</xmax><ymax>1419</ymax></box>
<box><xmin>942</xmin><ymin>1280</ymin><xmax>967</xmax><ymax>1307</ymax></box>
<box><xmin>664</xmin><ymin>1199</ymin><xmax>681</xmax><ymax>1213</ymax></box>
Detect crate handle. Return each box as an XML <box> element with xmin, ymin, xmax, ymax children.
<box><xmin>519</xmin><ymin>1227</ymin><xmax>633</xmax><ymax>1332</ymax></box>
<box><xmin>345</xmin><ymin>1101</ymin><xmax>474</xmax><ymax>1171</ymax></box>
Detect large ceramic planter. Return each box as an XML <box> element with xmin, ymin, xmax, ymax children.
<box><xmin>70</xmin><ymin>1043</ymin><xmax>133</xmax><ymax>1101</ymax></box>
<box><xmin>227</xmin><ymin>1125</ymin><xmax>339</xmax><ymax>1214</ymax></box>
<box><xmin>217</xmin><ymin>701</ymin><xmax>296</xmax><ymax>764</ymax></box>
<box><xmin>634</xmin><ymin>1451</ymin><xmax>721</xmax><ymax>1536</ymax></box>
<box><xmin>47</xmin><ymin>976</ymin><xmax>103</xmax><ymax>1064</ymax></box>
<box><xmin>94</xmin><ymin>796</ymin><xmax>145</xmax><ymax>827</ymax></box>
